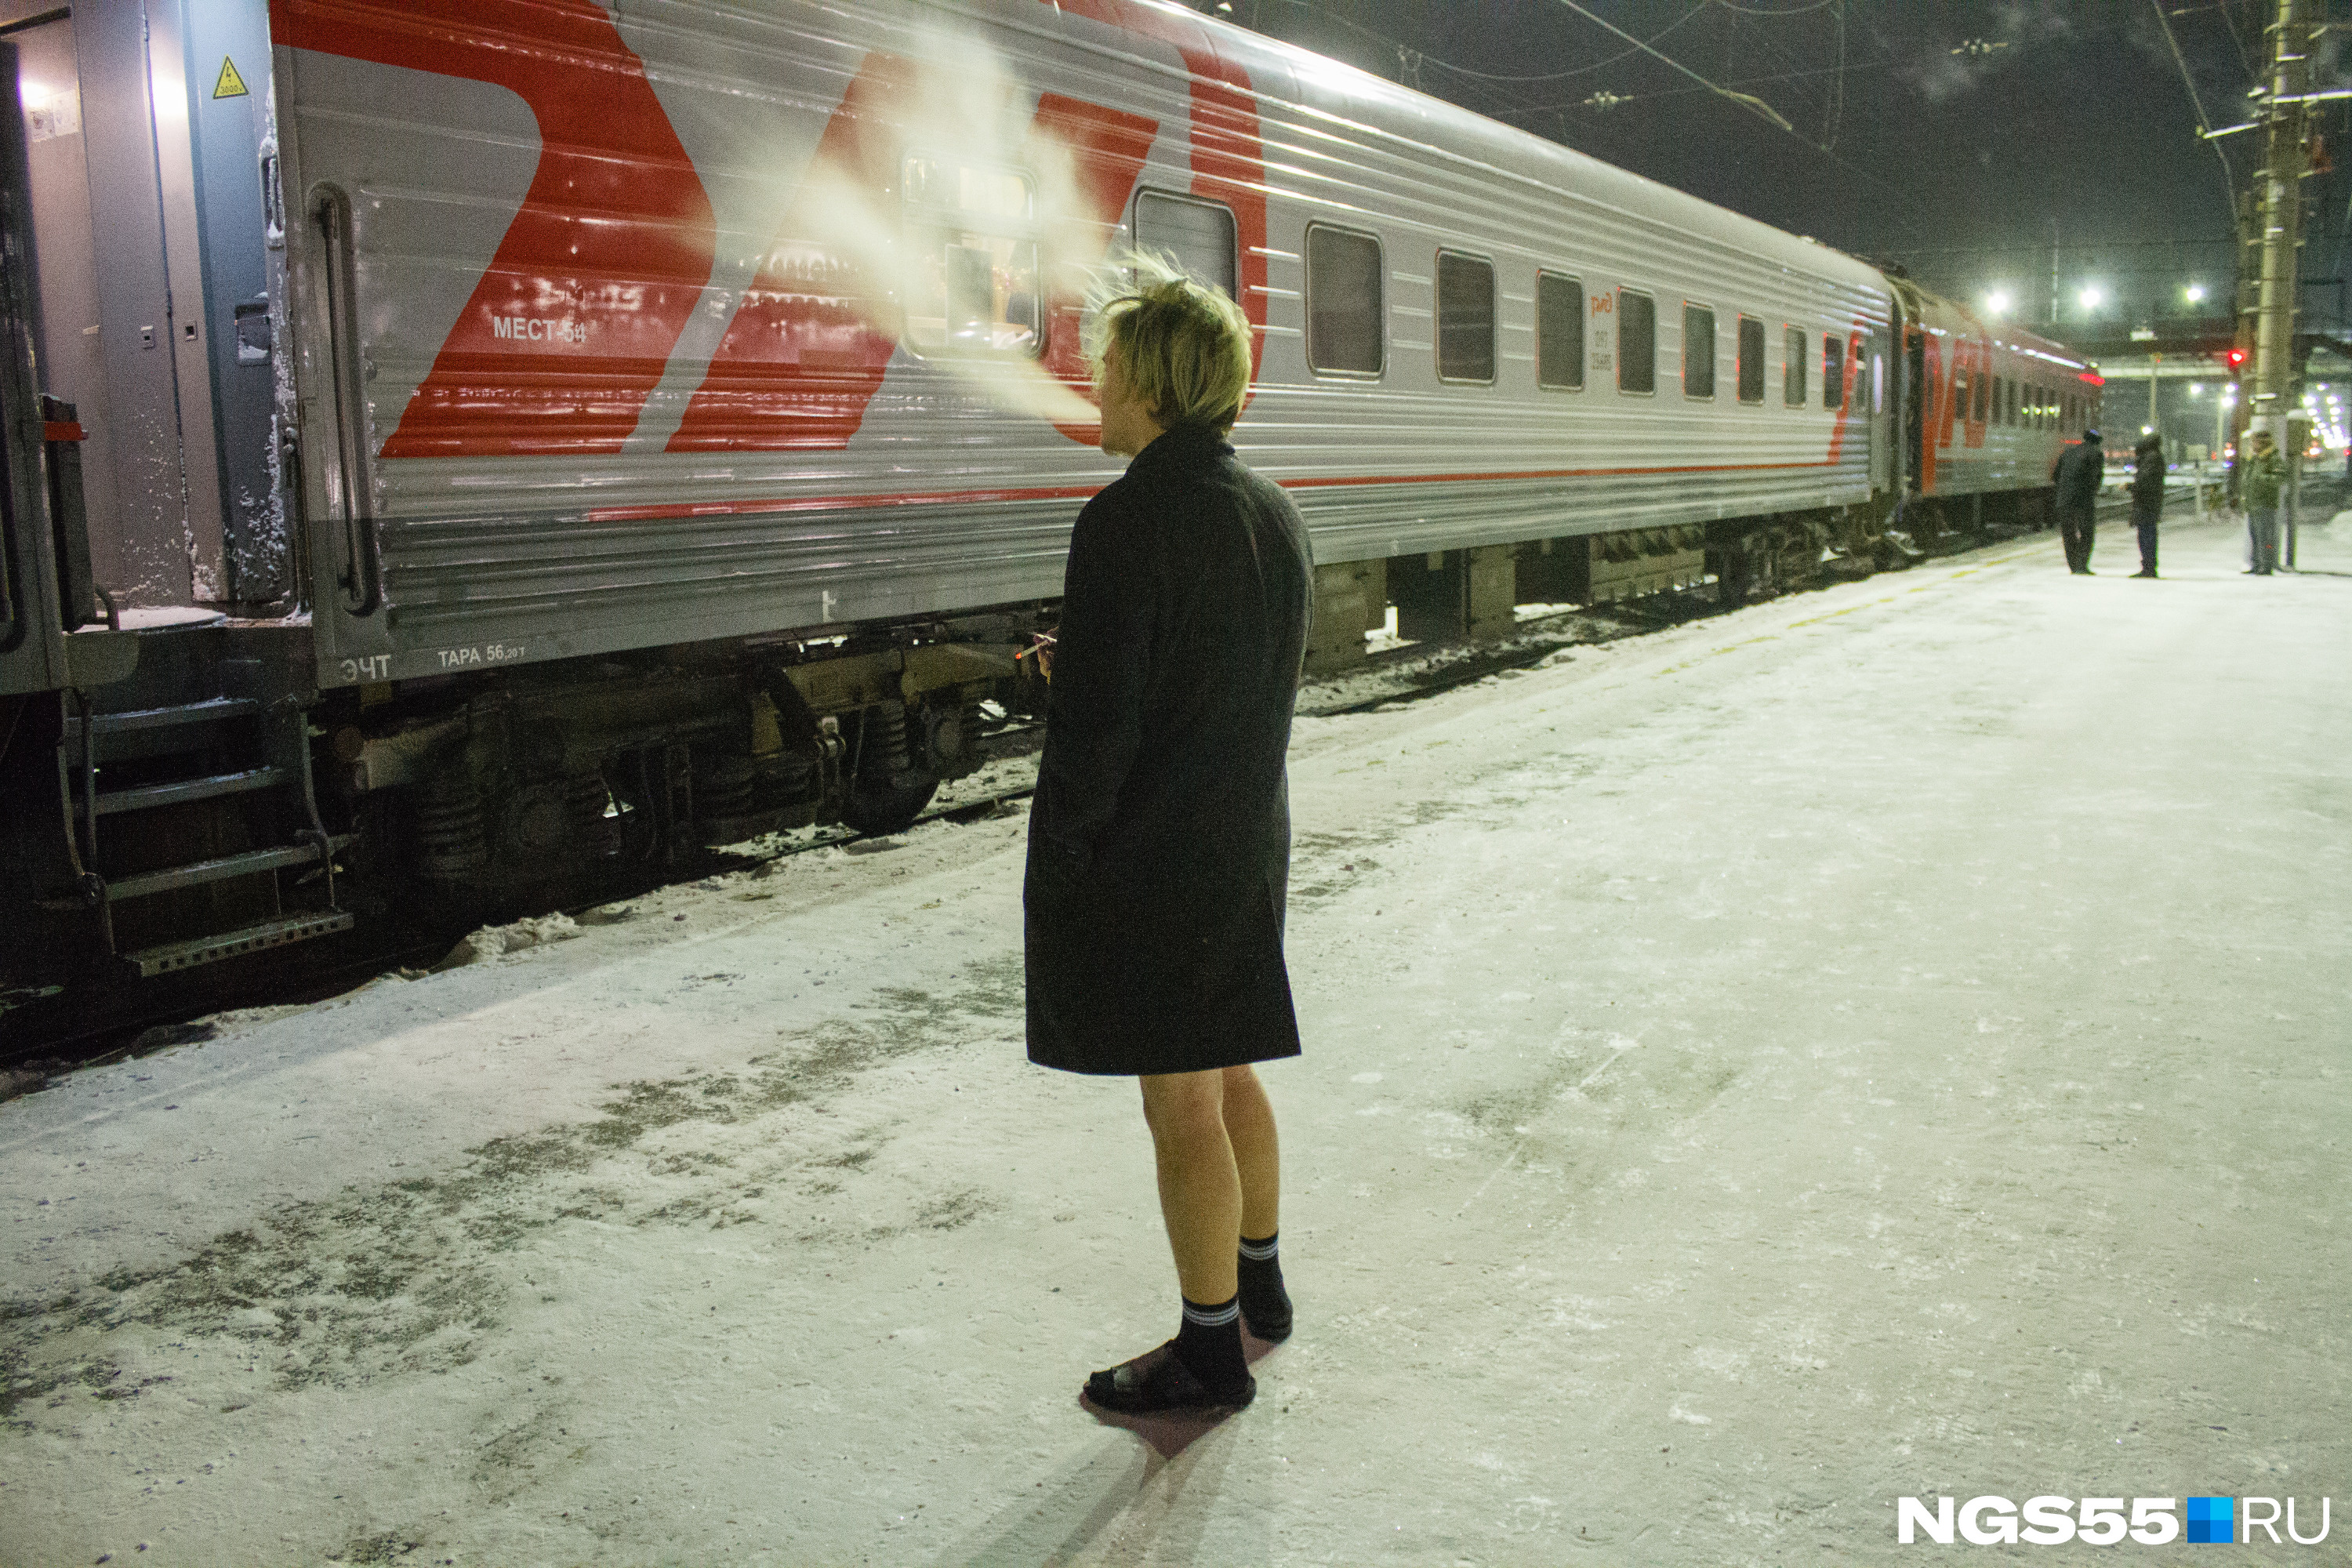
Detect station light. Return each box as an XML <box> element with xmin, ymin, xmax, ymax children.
<box><xmin>2078</xmin><ymin>284</ymin><xmax>2105</xmax><ymax>310</ymax></box>
<box><xmin>1984</xmin><ymin>289</ymin><xmax>2013</xmax><ymax>316</ymax></box>
<box><xmin>2185</xmin><ymin>283</ymin><xmax>2208</xmax><ymax>304</ymax></box>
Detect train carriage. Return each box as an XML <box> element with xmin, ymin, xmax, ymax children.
<box><xmin>1889</xmin><ymin>277</ymin><xmax>2103</xmax><ymax>542</ymax></box>
<box><xmin>0</xmin><ymin>0</ymin><xmax>2095</xmax><ymax>1002</ymax></box>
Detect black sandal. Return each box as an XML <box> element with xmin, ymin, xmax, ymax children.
<box><xmin>1242</xmin><ymin>1295</ymin><xmax>1291</xmax><ymax>1344</ymax></box>
<box><xmin>1083</xmin><ymin>1341</ymin><xmax>1256</xmax><ymax>1414</ymax></box>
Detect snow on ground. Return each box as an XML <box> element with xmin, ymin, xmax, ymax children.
<box><xmin>3</xmin><ymin>511</ymin><xmax>2347</xmax><ymax>1566</ymax></box>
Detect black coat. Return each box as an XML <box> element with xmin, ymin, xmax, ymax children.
<box><xmin>1024</xmin><ymin>423</ymin><xmax>1314</xmax><ymax>1076</ymax></box>
<box><xmin>2052</xmin><ymin>440</ymin><xmax>2104</xmax><ymax>512</ymax></box>
<box><xmin>2130</xmin><ymin>447</ymin><xmax>2165</xmax><ymax>510</ymax></box>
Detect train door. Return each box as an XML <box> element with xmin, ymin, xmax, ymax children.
<box><xmin>1</xmin><ymin>38</ymin><xmax>67</xmax><ymax>695</ymax></box>
<box><xmin>5</xmin><ymin>0</ymin><xmax>278</xmax><ymax>613</ymax></box>
<box><xmin>1866</xmin><ymin>325</ymin><xmax>1892</xmax><ymax>495</ymax></box>
<box><xmin>1904</xmin><ymin>327</ymin><xmax>1927</xmax><ymax>493</ymax></box>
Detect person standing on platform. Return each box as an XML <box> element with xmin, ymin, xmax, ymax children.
<box><xmin>2241</xmin><ymin>428</ymin><xmax>2286</xmax><ymax>575</ymax></box>
<box><xmin>1024</xmin><ymin>254</ymin><xmax>1312</xmax><ymax>1416</ymax></box>
<box><xmin>2052</xmin><ymin>426</ymin><xmax>2105</xmax><ymax>574</ymax></box>
<box><xmin>2129</xmin><ymin>431</ymin><xmax>2165</xmax><ymax>578</ymax></box>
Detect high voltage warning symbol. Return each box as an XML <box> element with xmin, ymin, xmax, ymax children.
<box><xmin>212</xmin><ymin>56</ymin><xmax>248</xmax><ymax>99</ymax></box>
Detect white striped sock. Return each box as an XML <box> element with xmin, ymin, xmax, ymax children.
<box><xmin>1238</xmin><ymin>1235</ymin><xmax>1279</xmax><ymax>1262</ymax></box>
<box><xmin>1181</xmin><ymin>1296</ymin><xmax>1240</xmax><ymax>1328</ymax></box>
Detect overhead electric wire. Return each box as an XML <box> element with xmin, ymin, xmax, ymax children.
<box><xmin>1260</xmin><ymin>0</ymin><xmax>1943</xmax><ymax>244</ymax></box>
<box><xmin>1545</xmin><ymin>0</ymin><xmax>1796</xmax><ymax>132</ymax></box>
<box><xmin>1534</xmin><ymin>0</ymin><xmax>1947</xmax><ymax>237</ymax></box>
<box><xmin>1825</xmin><ymin>0</ymin><xmax>1846</xmax><ymax>148</ymax></box>
<box><xmin>1487</xmin><ymin>54</ymin><xmax>1891</xmax><ymax>114</ymax></box>
<box><xmin>2150</xmin><ymin>0</ymin><xmax>2240</xmax><ymax>210</ymax></box>
<box><xmin>1411</xmin><ymin>1</ymin><xmax>1711</xmax><ymax>82</ymax></box>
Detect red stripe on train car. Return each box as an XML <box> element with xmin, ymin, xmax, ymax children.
<box><xmin>662</xmin><ymin>53</ymin><xmax>921</xmax><ymax>455</ymax></box>
<box><xmin>1038</xmin><ymin>1</ymin><xmax>1270</xmax><ymax>388</ymax></box>
<box><xmin>271</xmin><ymin>0</ymin><xmax>718</xmax><ymax>459</ymax></box>
<box><xmin>663</xmin><ymin>77</ymin><xmax>1157</xmax><ymax>455</ymax></box>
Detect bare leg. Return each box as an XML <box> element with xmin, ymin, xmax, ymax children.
<box><xmin>1138</xmin><ymin>1070</ymin><xmax>1241</xmax><ymax>1303</ymax></box>
<box><xmin>1219</xmin><ymin>1064</ymin><xmax>1280</xmax><ymax>1240</ymax></box>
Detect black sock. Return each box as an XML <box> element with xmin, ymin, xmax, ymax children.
<box><xmin>1174</xmin><ymin>1294</ymin><xmax>1247</xmax><ymax>1388</ymax></box>
<box><xmin>1237</xmin><ymin>1232</ymin><xmax>1291</xmax><ymax>1337</ymax></box>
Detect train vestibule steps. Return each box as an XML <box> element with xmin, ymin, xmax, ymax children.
<box><xmin>58</xmin><ymin>677</ymin><xmax>353</xmax><ymax>978</ymax></box>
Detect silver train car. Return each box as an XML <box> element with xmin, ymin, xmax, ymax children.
<box><xmin>0</xmin><ymin>0</ymin><xmax>2097</xmax><ymax>997</ymax></box>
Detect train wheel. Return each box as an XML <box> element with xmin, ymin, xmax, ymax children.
<box><xmin>1714</xmin><ymin>545</ymin><xmax>1753</xmax><ymax>606</ymax></box>
<box><xmin>840</xmin><ymin>701</ymin><xmax>938</xmax><ymax>834</ymax></box>
<box><xmin>842</xmin><ymin>775</ymin><xmax>939</xmax><ymax>835</ymax></box>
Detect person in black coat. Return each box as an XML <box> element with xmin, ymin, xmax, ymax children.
<box><xmin>2052</xmin><ymin>427</ymin><xmax>2106</xmax><ymax>574</ymax></box>
<box><xmin>2129</xmin><ymin>432</ymin><xmax>2165</xmax><ymax>578</ymax></box>
<box><xmin>1025</xmin><ymin>256</ymin><xmax>1312</xmax><ymax>1415</ymax></box>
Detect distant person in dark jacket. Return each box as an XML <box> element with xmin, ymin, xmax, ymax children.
<box><xmin>2129</xmin><ymin>432</ymin><xmax>2165</xmax><ymax>578</ymax></box>
<box><xmin>1025</xmin><ymin>254</ymin><xmax>1312</xmax><ymax>1416</ymax></box>
<box><xmin>2052</xmin><ymin>427</ymin><xmax>2105</xmax><ymax>574</ymax></box>
<box><xmin>2241</xmin><ymin>428</ymin><xmax>2287</xmax><ymax>575</ymax></box>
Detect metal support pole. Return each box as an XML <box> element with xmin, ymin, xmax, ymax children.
<box><xmin>2251</xmin><ymin>0</ymin><xmax>2310</xmax><ymax>568</ymax></box>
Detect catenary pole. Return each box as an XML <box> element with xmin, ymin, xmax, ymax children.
<box><xmin>2249</xmin><ymin>0</ymin><xmax>2309</xmax><ymax>564</ymax></box>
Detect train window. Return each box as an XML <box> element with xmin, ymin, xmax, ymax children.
<box><xmin>1682</xmin><ymin>304</ymin><xmax>1715</xmax><ymax>398</ymax></box>
<box><xmin>901</xmin><ymin>155</ymin><xmax>1041</xmax><ymax>358</ymax></box>
<box><xmin>1872</xmin><ymin>350</ymin><xmax>1884</xmax><ymax>413</ymax></box>
<box><xmin>1536</xmin><ymin>271</ymin><xmax>1584</xmax><ymax>390</ymax></box>
<box><xmin>1784</xmin><ymin>326</ymin><xmax>1806</xmax><ymax>405</ymax></box>
<box><xmin>1436</xmin><ymin>250</ymin><xmax>1497</xmax><ymax>383</ymax></box>
<box><xmin>1737</xmin><ymin>315</ymin><xmax>1765</xmax><ymax>404</ymax></box>
<box><xmin>1822</xmin><ymin>333</ymin><xmax>1844</xmax><ymax>410</ymax></box>
<box><xmin>1305</xmin><ymin>225</ymin><xmax>1385</xmax><ymax>376</ymax></box>
<box><xmin>1973</xmin><ymin>363</ymin><xmax>1991</xmax><ymax>423</ymax></box>
<box><xmin>1134</xmin><ymin>191</ymin><xmax>1237</xmax><ymax>300</ymax></box>
<box><xmin>1617</xmin><ymin>289</ymin><xmax>1657</xmax><ymax>394</ymax></box>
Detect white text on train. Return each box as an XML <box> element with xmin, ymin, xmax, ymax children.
<box><xmin>489</xmin><ymin>316</ymin><xmax>586</xmax><ymax>344</ymax></box>
<box><xmin>437</xmin><ymin>643</ymin><xmax>526</xmax><ymax>670</ymax></box>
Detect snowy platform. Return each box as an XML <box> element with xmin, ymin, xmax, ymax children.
<box><xmin>4</xmin><ymin>511</ymin><xmax>2347</xmax><ymax>1564</ymax></box>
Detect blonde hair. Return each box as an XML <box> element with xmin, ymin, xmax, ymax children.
<box><xmin>1085</xmin><ymin>249</ymin><xmax>1254</xmax><ymax>433</ymax></box>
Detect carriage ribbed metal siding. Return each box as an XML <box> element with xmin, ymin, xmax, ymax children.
<box><xmin>284</xmin><ymin>0</ymin><xmax>1890</xmax><ymax>684</ymax></box>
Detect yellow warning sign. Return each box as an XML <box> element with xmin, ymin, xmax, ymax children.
<box><xmin>212</xmin><ymin>56</ymin><xmax>248</xmax><ymax>100</ymax></box>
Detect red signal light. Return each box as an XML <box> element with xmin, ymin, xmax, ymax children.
<box><xmin>2227</xmin><ymin>347</ymin><xmax>2248</xmax><ymax>368</ymax></box>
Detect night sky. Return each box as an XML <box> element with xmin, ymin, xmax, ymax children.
<box><xmin>1196</xmin><ymin>1</ymin><xmax>2352</xmax><ymax>341</ymax></box>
